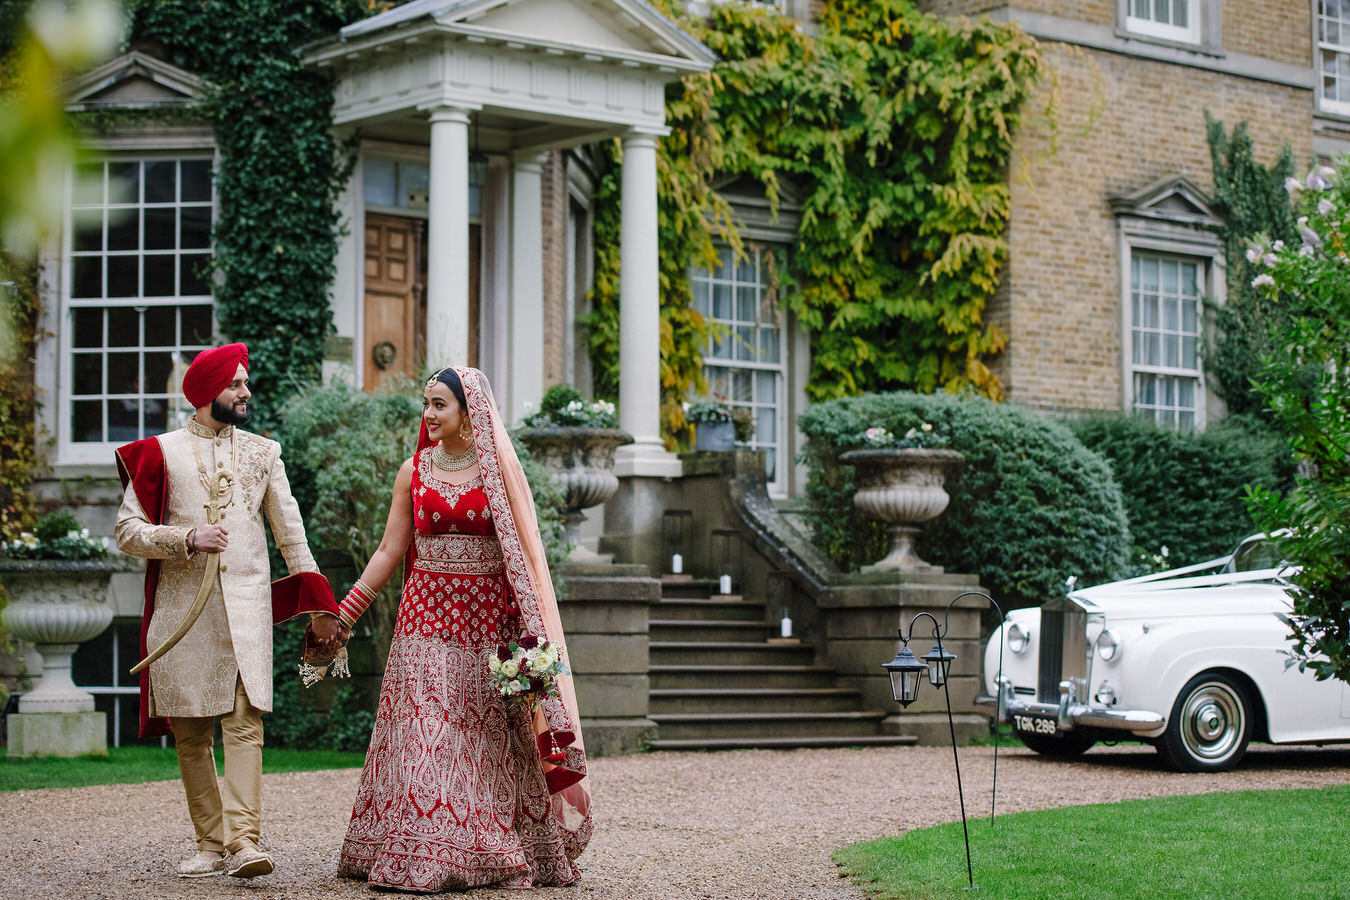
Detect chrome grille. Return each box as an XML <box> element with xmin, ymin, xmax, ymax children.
<box><xmin>1038</xmin><ymin>595</ymin><xmax>1088</xmax><ymax>703</ymax></box>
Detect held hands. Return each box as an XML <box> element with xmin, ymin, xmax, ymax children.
<box><xmin>303</xmin><ymin>613</ymin><xmax>350</xmax><ymax>663</ymax></box>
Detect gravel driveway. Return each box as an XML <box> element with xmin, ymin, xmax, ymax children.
<box><xmin>3</xmin><ymin>743</ymin><xmax>1349</xmax><ymax>899</ymax></box>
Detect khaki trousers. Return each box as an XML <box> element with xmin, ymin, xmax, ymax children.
<box><xmin>171</xmin><ymin>675</ymin><xmax>263</xmax><ymax>854</ymax></box>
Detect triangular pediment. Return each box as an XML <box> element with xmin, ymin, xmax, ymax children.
<box><xmin>340</xmin><ymin>0</ymin><xmax>714</xmax><ymax>67</ymax></box>
<box><xmin>66</xmin><ymin>50</ymin><xmax>205</xmax><ymax>111</ymax></box>
<box><xmin>1110</xmin><ymin>174</ymin><xmax>1219</xmax><ymax>226</ymax></box>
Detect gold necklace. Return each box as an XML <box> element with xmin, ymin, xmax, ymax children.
<box><xmin>432</xmin><ymin>442</ymin><xmax>478</xmax><ymax>472</ymax></box>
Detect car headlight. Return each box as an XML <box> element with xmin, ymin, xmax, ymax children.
<box><xmin>1007</xmin><ymin>622</ymin><xmax>1030</xmax><ymax>654</ymax></box>
<box><xmin>1096</xmin><ymin>629</ymin><xmax>1121</xmax><ymax>662</ymax></box>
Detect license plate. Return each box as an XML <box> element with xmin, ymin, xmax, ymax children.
<box><xmin>1013</xmin><ymin>713</ymin><xmax>1059</xmax><ymax>737</ymax></box>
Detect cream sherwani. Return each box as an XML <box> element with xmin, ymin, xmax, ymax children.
<box><xmin>115</xmin><ymin>419</ymin><xmax>317</xmax><ymax>716</ymax></box>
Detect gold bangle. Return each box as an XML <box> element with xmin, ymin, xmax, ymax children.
<box><xmin>187</xmin><ymin>529</ymin><xmax>196</xmax><ymax>552</ymax></box>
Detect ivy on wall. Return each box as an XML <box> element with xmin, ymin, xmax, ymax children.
<box><xmin>124</xmin><ymin>0</ymin><xmax>379</xmax><ymax>431</ymax></box>
<box><xmin>587</xmin><ymin>0</ymin><xmax>1045</xmax><ymax>440</ymax></box>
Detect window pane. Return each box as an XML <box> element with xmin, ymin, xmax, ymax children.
<box><xmin>757</xmin><ymin>407</ymin><xmax>775</xmax><ymax>443</ymax></box>
<box><xmin>144</xmin><ymin>161</ymin><xmax>175</xmax><ymax>203</ymax></box>
<box><xmin>1163</xmin><ymin>297</ymin><xmax>1178</xmax><ymax>332</ymax></box>
<box><xmin>109</xmin><ymin>161</ymin><xmax>140</xmax><ymax>203</ymax></box>
<box><xmin>73</xmin><ymin>353</ymin><xmax>101</xmax><ymax>395</ymax></box>
<box><xmin>73</xmin><ymin>207</ymin><xmax>103</xmax><ymax>252</ymax></box>
<box><xmin>759</xmin><ymin>327</ymin><xmax>780</xmax><ymax>362</ymax></box>
<box><xmin>692</xmin><ymin>279</ymin><xmax>709</xmax><ymax>315</ymax></box>
<box><xmin>73</xmin><ymin>257</ymin><xmax>102</xmax><ymax>298</ymax></box>
<box><xmin>144</xmin><ymin>306</ymin><xmax>175</xmax><ymax>346</ymax></box>
<box><xmin>73</xmin><ymin>163</ymin><xmax>103</xmax><ymax>205</ymax></box>
<box><xmin>737</xmin><ymin>286</ymin><xmax>756</xmax><ymax>322</ymax></box>
<box><xmin>182</xmin><ymin>305</ymin><xmax>213</xmax><ymax>344</ymax></box>
<box><xmin>107</xmin><ymin>208</ymin><xmax>140</xmax><ymax>251</ymax></box>
<box><xmin>732</xmin><ymin>369</ymin><xmax>752</xmax><ymax>402</ymax></box>
<box><xmin>364</xmin><ymin>158</ymin><xmax>396</xmax><ymax>206</ymax></box>
<box><xmin>710</xmin><ymin>334</ymin><xmax>732</xmax><ymax>360</ymax></box>
<box><xmin>73</xmin><ymin>308</ymin><xmax>102</xmax><ymax>348</ymax></box>
<box><xmin>1164</xmin><ymin>333</ymin><xmax>1179</xmax><ymax>368</ymax></box>
<box><xmin>735</xmin><ymin>325</ymin><xmax>754</xmax><ymax>361</ymax></box>
<box><xmin>181</xmin><ymin>160</ymin><xmax>211</xmax><ymax>202</ymax></box>
<box><xmin>736</xmin><ymin>252</ymin><xmax>754</xmax><ymax>283</ymax></box>
<box><xmin>145</xmin><ymin>351</ymin><xmax>174</xmax><ymax>394</ymax></box>
<box><xmin>144</xmin><ymin>208</ymin><xmax>175</xmax><ymax>250</ymax></box>
<box><xmin>180</xmin><ymin>206</ymin><xmax>210</xmax><ymax>249</ymax></box>
<box><xmin>144</xmin><ymin>396</ymin><xmax>168</xmax><ymax>434</ymax></box>
<box><xmin>108</xmin><ymin>398</ymin><xmax>139</xmax><ymax>441</ymax></box>
<box><xmin>756</xmin><ymin>370</ymin><xmax>776</xmax><ymax>403</ymax></box>
<box><xmin>712</xmin><ymin>283</ymin><xmax>731</xmax><ymax>320</ymax></box>
<box><xmin>107</xmin><ymin>352</ymin><xmax>140</xmax><ymax>393</ymax></box>
<box><xmin>72</xmin><ymin>400</ymin><xmax>103</xmax><ymax>442</ymax></box>
<box><xmin>107</xmin><ymin>307</ymin><xmax>138</xmax><ymax>347</ymax></box>
<box><xmin>1140</xmin><ymin>257</ymin><xmax>1158</xmax><ymax>292</ymax></box>
<box><xmin>144</xmin><ymin>255</ymin><xmax>175</xmax><ymax>296</ymax></box>
<box><xmin>1182</xmin><ymin>335</ymin><xmax>1196</xmax><ymax>369</ymax></box>
<box><xmin>107</xmin><ymin>256</ymin><xmax>138</xmax><ymax>297</ymax></box>
<box><xmin>181</xmin><ymin>253</ymin><xmax>211</xmax><ymax>295</ymax></box>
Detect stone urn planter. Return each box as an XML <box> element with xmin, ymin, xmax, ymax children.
<box><xmin>0</xmin><ymin>556</ymin><xmax>131</xmax><ymax>756</ymax></box>
<box><xmin>517</xmin><ymin>426</ymin><xmax>634</xmax><ymax>563</ymax></box>
<box><xmin>693</xmin><ymin>420</ymin><xmax>735</xmax><ymax>452</ymax></box>
<box><xmin>839</xmin><ymin>448</ymin><xmax>965</xmax><ymax>574</ymax></box>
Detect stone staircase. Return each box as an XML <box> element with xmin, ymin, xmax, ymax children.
<box><xmin>647</xmin><ymin>577</ymin><xmax>916</xmax><ymax>750</ymax></box>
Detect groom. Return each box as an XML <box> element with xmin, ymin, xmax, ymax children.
<box><xmin>114</xmin><ymin>342</ymin><xmax>343</xmax><ymax>879</ymax></box>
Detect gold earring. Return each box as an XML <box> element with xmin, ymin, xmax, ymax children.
<box><xmin>459</xmin><ymin>420</ymin><xmax>473</xmax><ymax>441</ymax></box>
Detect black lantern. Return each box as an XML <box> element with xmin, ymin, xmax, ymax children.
<box><xmin>922</xmin><ymin>641</ymin><xmax>956</xmax><ymax>687</ymax></box>
<box><xmin>881</xmin><ymin>638</ymin><xmax>927</xmax><ymax>707</ymax></box>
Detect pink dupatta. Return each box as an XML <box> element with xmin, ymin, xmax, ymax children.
<box><xmin>416</xmin><ymin>367</ymin><xmax>592</xmax><ymax>852</ymax></box>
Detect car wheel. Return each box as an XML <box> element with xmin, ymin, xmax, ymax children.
<box><xmin>1017</xmin><ymin>729</ymin><xmax>1096</xmax><ymax>757</ymax></box>
<box><xmin>1159</xmin><ymin>672</ymin><xmax>1252</xmax><ymax>772</ymax></box>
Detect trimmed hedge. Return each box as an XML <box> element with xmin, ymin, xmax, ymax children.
<box><xmin>799</xmin><ymin>392</ymin><xmax>1129</xmax><ymax>609</ymax></box>
<box><xmin>1070</xmin><ymin>413</ymin><xmax>1297</xmax><ymax>572</ymax></box>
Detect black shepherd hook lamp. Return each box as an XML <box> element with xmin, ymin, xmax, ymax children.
<box><xmin>881</xmin><ymin>589</ymin><xmax>1008</xmax><ymax>891</ymax></box>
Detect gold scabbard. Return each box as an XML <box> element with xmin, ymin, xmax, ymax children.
<box><xmin>129</xmin><ymin>551</ymin><xmax>219</xmax><ymax>676</ymax></box>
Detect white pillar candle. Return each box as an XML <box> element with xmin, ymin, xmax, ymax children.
<box><xmin>780</xmin><ymin>609</ymin><xmax>792</xmax><ymax>638</ymax></box>
<box><xmin>719</xmin><ymin>574</ymin><xmax>732</xmax><ymax>595</ymax></box>
<box><xmin>671</xmin><ymin>553</ymin><xmax>683</xmax><ymax>574</ymax></box>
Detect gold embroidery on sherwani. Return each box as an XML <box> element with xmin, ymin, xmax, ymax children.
<box><xmin>115</xmin><ymin>426</ymin><xmax>318</xmax><ymax>718</ymax></box>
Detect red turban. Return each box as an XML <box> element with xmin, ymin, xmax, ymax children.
<box><xmin>182</xmin><ymin>342</ymin><xmax>248</xmax><ymax>409</ymax></box>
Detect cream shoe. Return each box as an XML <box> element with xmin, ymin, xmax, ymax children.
<box><xmin>226</xmin><ymin>843</ymin><xmax>274</xmax><ymax>879</ymax></box>
<box><xmin>177</xmin><ymin>850</ymin><xmax>226</xmax><ymax>878</ymax></box>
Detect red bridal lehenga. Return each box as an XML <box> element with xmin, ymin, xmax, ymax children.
<box><xmin>337</xmin><ymin>447</ymin><xmax>583</xmax><ymax>891</ymax></box>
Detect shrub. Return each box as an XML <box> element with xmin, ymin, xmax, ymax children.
<box><xmin>1071</xmin><ymin>413</ymin><xmax>1297</xmax><ymax>573</ymax></box>
<box><xmin>799</xmin><ymin>392</ymin><xmax>1129</xmax><ymax>609</ymax></box>
<box><xmin>1</xmin><ymin>512</ymin><xmax>110</xmax><ymax>560</ymax></box>
<box><xmin>522</xmin><ymin>383</ymin><xmax>618</xmax><ymax>428</ymax></box>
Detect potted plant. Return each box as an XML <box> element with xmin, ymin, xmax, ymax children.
<box><xmin>686</xmin><ymin>397</ymin><xmax>737</xmax><ymax>451</ymax></box>
<box><xmin>1</xmin><ymin>512</ymin><xmax>131</xmax><ymax>756</ymax></box>
<box><xmin>518</xmin><ymin>384</ymin><xmax>633</xmax><ymax>563</ymax></box>
<box><xmin>838</xmin><ymin>424</ymin><xmax>965</xmax><ymax>573</ymax></box>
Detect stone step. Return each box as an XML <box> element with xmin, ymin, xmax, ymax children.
<box><xmin>649</xmin><ymin>641</ymin><xmax>815</xmax><ymax>667</ymax></box>
<box><xmin>650</xmin><ymin>710</ymin><xmax>890</xmax><ymax>741</ymax></box>
<box><xmin>649</xmin><ymin>664</ymin><xmax>839</xmax><ymax>690</ymax></box>
<box><xmin>659</xmin><ymin>576</ymin><xmax>724</xmax><ymax>599</ymax></box>
<box><xmin>651</xmin><ymin>597</ymin><xmax>766</xmax><ymax>622</ymax></box>
<box><xmin>649</xmin><ymin>687</ymin><xmax>863</xmax><ymax>715</ymax></box>
<box><xmin>649</xmin><ymin>619</ymin><xmax>768</xmax><ymax>642</ymax></box>
<box><xmin>647</xmin><ymin>734</ymin><xmax>919</xmax><ymax>751</ymax></box>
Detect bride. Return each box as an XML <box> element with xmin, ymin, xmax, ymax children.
<box><xmin>333</xmin><ymin>366</ymin><xmax>592</xmax><ymax>891</ymax></box>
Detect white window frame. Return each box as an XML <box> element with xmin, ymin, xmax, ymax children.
<box><xmin>1124</xmin><ymin>0</ymin><xmax>1201</xmax><ymax>44</ymax></box>
<box><xmin>54</xmin><ymin>150</ymin><xmax>217</xmax><ymax>465</ymax></box>
<box><xmin>691</xmin><ymin>242</ymin><xmax>789</xmax><ymax>497</ymax></box>
<box><xmin>1318</xmin><ymin>0</ymin><xmax>1350</xmax><ymax>116</ymax></box>
<box><xmin>1127</xmin><ymin>251</ymin><xmax>1206</xmax><ymax>430</ymax></box>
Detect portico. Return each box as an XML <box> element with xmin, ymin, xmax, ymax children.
<box><xmin>303</xmin><ymin>0</ymin><xmax>713</xmax><ymax>485</ymax></box>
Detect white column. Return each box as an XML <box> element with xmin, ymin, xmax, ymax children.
<box><xmin>509</xmin><ymin>152</ymin><xmax>546</xmax><ymax>425</ymax></box>
<box><xmin>425</xmin><ymin>104</ymin><xmax>473</xmax><ymax>369</ymax></box>
<box><xmin>615</xmin><ymin>129</ymin><xmax>680</xmax><ymax>476</ymax></box>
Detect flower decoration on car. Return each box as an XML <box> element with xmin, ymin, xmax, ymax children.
<box><xmin>1</xmin><ymin>512</ymin><xmax>110</xmax><ymax>560</ymax></box>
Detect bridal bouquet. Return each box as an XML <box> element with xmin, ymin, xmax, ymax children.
<box><xmin>488</xmin><ymin>634</ymin><xmax>569</xmax><ymax>708</ymax></box>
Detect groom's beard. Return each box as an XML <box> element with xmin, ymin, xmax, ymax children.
<box><xmin>211</xmin><ymin>396</ymin><xmax>250</xmax><ymax>426</ymax></box>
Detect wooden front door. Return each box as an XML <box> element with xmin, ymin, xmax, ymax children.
<box><xmin>364</xmin><ymin>215</ymin><xmax>481</xmax><ymax>387</ymax></box>
<box><xmin>363</xmin><ymin>213</ymin><xmax>425</xmax><ymax>390</ymax></box>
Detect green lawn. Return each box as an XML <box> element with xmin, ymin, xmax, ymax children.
<box><xmin>834</xmin><ymin>785</ymin><xmax>1350</xmax><ymax>900</ymax></box>
<box><xmin>0</xmin><ymin>746</ymin><xmax>366</xmax><ymax>792</ymax></box>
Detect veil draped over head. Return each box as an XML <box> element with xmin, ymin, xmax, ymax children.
<box><xmin>415</xmin><ymin>366</ymin><xmax>592</xmax><ymax>854</ymax></box>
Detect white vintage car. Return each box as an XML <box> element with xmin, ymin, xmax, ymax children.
<box><xmin>979</xmin><ymin>535</ymin><xmax>1350</xmax><ymax>771</ymax></box>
